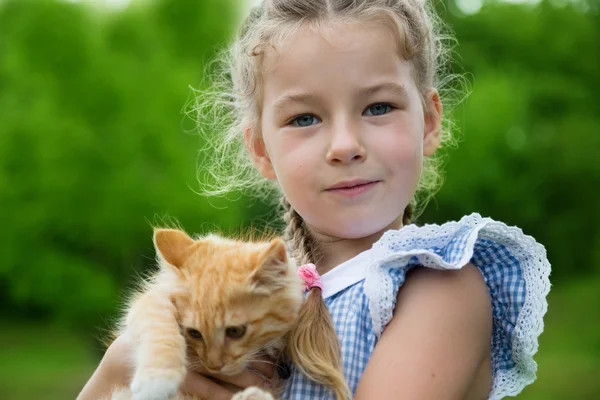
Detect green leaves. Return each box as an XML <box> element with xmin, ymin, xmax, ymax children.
<box><xmin>0</xmin><ymin>0</ymin><xmax>243</xmax><ymax>330</ymax></box>
<box><xmin>424</xmin><ymin>0</ymin><xmax>600</xmax><ymax>279</ymax></box>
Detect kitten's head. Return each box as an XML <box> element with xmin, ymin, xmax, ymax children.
<box><xmin>153</xmin><ymin>228</ymin><xmax>303</xmax><ymax>375</ymax></box>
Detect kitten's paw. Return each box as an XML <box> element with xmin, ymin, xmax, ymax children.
<box><xmin>110</xmin><ymin>387</ymin><xmax>133</xmax><ymax>400</ymax></box>
<box><xmin>131</xmin><ymin>370</ymin><xmax>184</xmax><ymax>400</ymax></box>
<box><xmin>232</xmin><ymin>387</ymin><xmax>274</xmax><ymax>400</ymax></box>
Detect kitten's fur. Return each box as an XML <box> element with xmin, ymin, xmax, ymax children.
<box><xmin>108</xmin><ymin>229</ymin><xmax>302</xmax><ymax>400</ymax></box>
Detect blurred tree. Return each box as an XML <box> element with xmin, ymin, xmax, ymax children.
<box><xmin>0</xmin><ymin>0</ymin><xmax>597</xmax><ymax>331</ymax></box>
<box><xmin>424</xmin><ymin>0</ymin><xmax>600</xmax><ymax>281</ymax></box>
<box><xmin>0</xmin><ymin>0</ymin><xmax>244</xmax><ymax>331</ymax></box>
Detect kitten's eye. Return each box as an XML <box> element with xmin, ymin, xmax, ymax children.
<box><xmin>187</xmin><ymin>328</ymin><xmax>203</xmax><ymax>339</ymax></box>
<box><xmin>225</xmin><ymin>325</ymin><xmax>247</xmax><ymax>339</ymax></box>
<box><xmin>364</xmin><ymin>103</ymin><xmax>394</xmax><ymax>117</ymax></box>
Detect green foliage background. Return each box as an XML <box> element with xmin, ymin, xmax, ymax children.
<box><xmin>0</xmin><ymin>0</ymin><xmax>598</xmax><ymax>398</ymax></box>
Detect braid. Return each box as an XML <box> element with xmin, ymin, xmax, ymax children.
<box><xmin>281</xmin><ymin>196</ymin><xmax>318</xmax><ymax>265</ymax></box>
<box><xmin>280</xmin><ymin>195</ymin><xmax>350</xmax><ymax>400</ymax></box>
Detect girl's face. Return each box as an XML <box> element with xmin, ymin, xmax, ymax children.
<box><xmin>249</xmin><ymin>22</ymin><xmax>442</xmax><ymax>239</ymax></box>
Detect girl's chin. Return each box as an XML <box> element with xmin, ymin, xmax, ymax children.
<box><xmin>316</xmin><ymin>218</ymin><xmax>402</xmax><ymax>240</ymax></box>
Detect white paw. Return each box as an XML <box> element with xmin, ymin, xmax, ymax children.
<box><xmin>232</xmin><ymin>387</ymin><xmax>274</xmax><ymax>400</ymax></box>
<box><xmin>131</xmin><ymin>371</ymin><xmax>182</xmax><ymax>400</ymax></box>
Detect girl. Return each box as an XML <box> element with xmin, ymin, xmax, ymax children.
<box><xmin>78</xmin><ymin>0</ymin><xmax>550</xmax><ymax>399</ymax></box>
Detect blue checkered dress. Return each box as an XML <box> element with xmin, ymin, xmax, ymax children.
<box><xmin>283</xmin><ymin>214</ymin><xmax>551</xmax><ymax>399</ymax></box>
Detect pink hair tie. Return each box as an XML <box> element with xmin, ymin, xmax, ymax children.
<box><xmin>298</xmin><ymin>263</ymin><xmax>323</xmax><ymax>293</ymax></box>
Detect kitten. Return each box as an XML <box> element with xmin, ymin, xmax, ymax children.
<box><xmin>108</xmin><ymin>228</ymin><xmax>302</xmax><ymax>400</ymax></box>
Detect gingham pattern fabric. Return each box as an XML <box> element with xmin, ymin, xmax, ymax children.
<box><xmin>283</xmin><ymin>214</ymin><xmax>551</xmax><ymax>399</ymax></box>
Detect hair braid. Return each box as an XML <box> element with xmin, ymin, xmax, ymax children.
<box><xmin>280</xmin><ymin>195</ymin><xmax>350</xmax><ymax>400</ymax></box>
<box><xmin>281</xmin><ymin>196</ymin><xmax>318</xmax><ymax>265</ymax></box>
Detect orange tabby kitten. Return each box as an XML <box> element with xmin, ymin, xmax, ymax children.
<box><xmin>108</xmin><ymin>228</ymin><xmax>302</xmax><ymax>400</ymax></box>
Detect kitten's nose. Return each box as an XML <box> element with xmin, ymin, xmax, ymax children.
<box><xmin>206</xmin><ymin>348</ymin><xmax>225</xmax><ymax>372</ymax></box>
<box><xmin>206</xmin><ymin>360</ymin><xmax>224</xmax><ymax>372</ymax></box>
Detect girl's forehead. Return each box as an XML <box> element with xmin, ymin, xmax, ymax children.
<box><xmin>261</xmin><ymin>22</ymin><xmax>416</xmax><ymax>103</ymax></box>
<box><xmin>263</xmin><ymin>21</ymin><xmax>400</xmax><ymax>70</ymax></box>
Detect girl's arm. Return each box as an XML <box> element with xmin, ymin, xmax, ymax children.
<box><xmin>354</xmin><ymin>263</ymin><xmax>493</xmax><ymax>400</ymax></box>
<box><xmin>76</xmin><ymin>335</ymin><xmax>132</xmax><ymax>400</ymax></box>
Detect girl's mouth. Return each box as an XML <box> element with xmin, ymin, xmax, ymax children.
<box><xmin>326</xmin><ymin>179</ymin><xmax>380</xmax><ymax>197</ymax></box>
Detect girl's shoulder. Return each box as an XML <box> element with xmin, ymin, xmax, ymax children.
<box><xmin>363</xmin><ymin>213</ymin><xmax>551</xmax><ymax>399</ymax></box>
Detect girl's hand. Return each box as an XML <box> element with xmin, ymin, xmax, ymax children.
<box><xmin>183</xmin><ymin>356</ymin><xmax>275</xmax><ymax>399</ymax></box>
<box><xmin>77</xmin><ymin>335</ymin><xmax>276</xmax><ymax>400</ymax></box>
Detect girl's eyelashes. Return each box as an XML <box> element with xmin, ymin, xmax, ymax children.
<box><xmin>288</xmin><ymin>114</ymin><xmax>321</xmax><ymax>127</ymax></box>
<box><xmin>363</xmin><ymin>103</ymin><xmax>396</xmax><ymax>116</ymax></box>
<box><xmin>285</xmin><ymin>103</ymin><xmax>397</xmax><ymax>127</ymax></box>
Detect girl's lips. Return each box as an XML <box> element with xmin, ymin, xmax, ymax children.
<box><xmin>325</xmin><ymin>180</ymin><xmax>380</xmax><ymax>197</ymax></box>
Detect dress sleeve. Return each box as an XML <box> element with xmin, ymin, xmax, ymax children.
<box><xmin>363</xmin><ymin>213</ymin><xmax>551</xmax><ymax>399</ymax></box>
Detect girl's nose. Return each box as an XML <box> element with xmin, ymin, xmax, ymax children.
<box><xmin>326</xmin><ymin>123</ymin><xmax>366</xmax><ymax>165</ymax></box>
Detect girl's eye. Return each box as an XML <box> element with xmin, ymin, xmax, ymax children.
<box><xmin>364</xmin><ymin>103</ymin><xmax>394</xmax><ymax>117</ymax></box>
<box><xmin>187</xmin><ymin>328</ymin><xmax>203</xmax><ymax>340</ymax></box>
<box><xmin>290</xmin><ymin>115</ymin><xmax>320</xmax><ymax>127</ymax></box>
<box><xmin>225</xmin><ymin>325</ymin><xmax>247</xmax><ymax>339</ymax></box>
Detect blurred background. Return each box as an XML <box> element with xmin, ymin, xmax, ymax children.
<box><xmin>0</xmin><ymin>0</ymin><xmax>598</xmax><ymax>398</ymax></box>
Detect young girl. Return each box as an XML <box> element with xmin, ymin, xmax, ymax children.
<box><xmin>78</xmin><ymin>0</ymin><xmax>550</xmax><ymax>399</ymax></box>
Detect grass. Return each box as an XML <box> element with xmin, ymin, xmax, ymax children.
<box><xmin>0</xmin><ymin>322</ymin><xmax>100</xmax><ymax>400</ymax></box>
<box><xmin>0</xmin><ymin>277</ymin><xmax>598</xmax><ymax>399</ymax></box>
<box><xmin>518</xmin><ymin>277</ymin><xmax>600</xmax><ymax>400</ymax></box>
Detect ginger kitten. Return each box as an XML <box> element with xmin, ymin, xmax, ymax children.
<box><xmin>108</xmin><ymin>228</ymin><xmax>302</xmax><ymax>400</ymax></box>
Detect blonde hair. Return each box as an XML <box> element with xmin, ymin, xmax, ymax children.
<box><xmin>191</xmin><ymin>0</ymin><xmax>465</xmax><ymax>397</ymax></box>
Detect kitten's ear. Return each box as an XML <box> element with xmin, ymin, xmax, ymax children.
<box><xmin>153</xmin><ymin>228</ymin><xmax>196</xmax><ymax>268</ymax></box>
<box><xmin>249</xmin><ymin>238</ymin><xmax>290</xmax><ymax>293</ymax></box>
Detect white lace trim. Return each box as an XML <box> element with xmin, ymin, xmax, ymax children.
<box><xmin>362</xmin><ymin>213</ymin><xmax>551</xmax><ymax>399</ymax></box>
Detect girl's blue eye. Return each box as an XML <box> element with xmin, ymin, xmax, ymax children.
<box><xmin>291</xmin><ymin>115</ymin><xmax>320</xmax><ymax>127</ymax></box>
<box><xmin>364</xmin><ymin>103</ymin><xmax>393</xmax><ymax>116</ymax></box>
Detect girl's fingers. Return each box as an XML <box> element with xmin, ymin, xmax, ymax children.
<box><xmin>188</xmin><ymin>354</ymin><xmax>277</xmax><ymax>388</ymax></box>
<box><xmin>201</xmin><ymin>367</ymin><xmax>272</xmax><ymax>390</ymax></box>
<box><xmin>180</xmin><ymin>371</ymin><xmax>236</xmax><ymax>400</ymax></box>
<box><xmin>248</xmin><ymin>356</ymin><xmax>277</xmax><ymax>380</ymax></box>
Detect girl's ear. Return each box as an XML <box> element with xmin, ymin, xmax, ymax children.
<box><xmin>423</xmin><ymin>88</ymin><xmax>443</xmax><ymax>157</ymax></box>
<box><xmin>244</xmin><ymin>127</ymin><xmax>277</xmax><ymax>180</ymax></box>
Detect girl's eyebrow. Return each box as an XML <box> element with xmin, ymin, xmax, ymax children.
<box><xmin>359</xmin><ymin>82</ymin><xmax>409</xmax><ymax>101</ymax></box>
<box><xmin>273</xmin><ymin>92</ymin><xmax>318</xmax><ymax>111</ymax></box>
<box><xmin>272</xmin><ymin>82</ymin><xmax>409</xmax><ymax>111</ymax></box>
